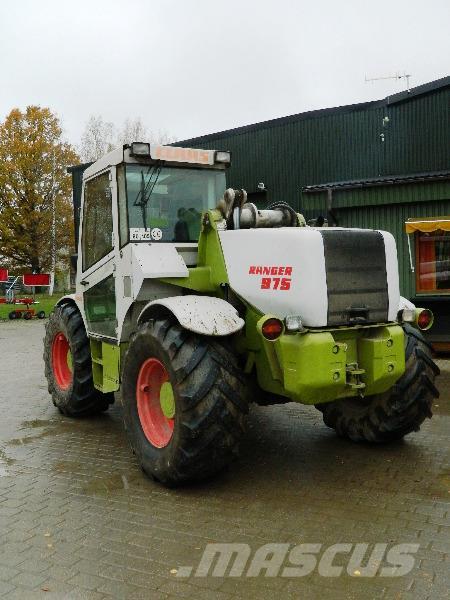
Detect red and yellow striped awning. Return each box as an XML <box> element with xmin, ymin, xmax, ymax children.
<box><xmin>405</xmin><ymin>217</ymin><xmax>450</xmax><ymax>233</ymax></box>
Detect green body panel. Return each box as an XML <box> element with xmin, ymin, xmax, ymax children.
<box><xmin>90</xmin><ymin>339</ymin><xmax>120</xmax><ymax>393</ymax></box>
<box><xmin>161</xmin><ymin>209</ymin><xmax>228</xmax><ymax>293</ymax></box>
<box><xmin>163</xmin><ymin>266</ymin><xmax>215</xmax><ymax>293</ymax></box>
<box><xmin>356</xmin><ymin>326</ymin><xmax>405</xmax><ymax>395</ymax></box>
<box><xmin>253</xmin><ymin>316</ymin><xmax>405</xmax><ymax>404</ymax></box>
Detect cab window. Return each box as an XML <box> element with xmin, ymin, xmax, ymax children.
<box><xmin>82</xmin><ymin>172</ymin><xmax>113</xmax><ymax>271</ymax></box>
<box><xmin>118</xmin><ymin>165</ymin><xmax>226</xmax><ymax>245</ymax></box>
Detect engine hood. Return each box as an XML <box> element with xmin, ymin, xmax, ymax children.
<box><xmin>218</xmin><ymin>227</ymin><xmax>400</xmax><ymax>328</ymax></box>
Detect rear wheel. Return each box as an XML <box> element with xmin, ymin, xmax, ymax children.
<box><xmin>316</xmin><ymin>325</ymin><xmax>439</xmax><ymax>442</ymax></box>
<box><xmin>121</xmin><ymin>318</ymin><xmax>248</xmax><ymax>486</ymax></box>
<box><xmin>43</xmin><ymin>304</ymin><xmax>113</xmax><ymax>416</ymax></box>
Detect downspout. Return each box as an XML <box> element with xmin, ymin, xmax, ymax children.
<box><xmin>406</xmin><ymin>233</ymin><xmax>415</xmax><ymax>273</ymax></box>
<box><xmin>327</xmin><ymin>188</ymin><xmax>338</xmax><ymax>226</ymax></box>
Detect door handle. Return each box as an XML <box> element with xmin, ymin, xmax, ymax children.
<box><xmin>80</xmin><ymin>280</ymin><xmax>89</xmax><ymax>286</ymax></box>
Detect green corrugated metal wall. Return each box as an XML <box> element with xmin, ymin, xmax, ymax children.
<box><xmin>181</xmin><ymin>80</ymin><xmax>450</xmax><ymax>297</ymax></box>
<box><xmin>184</xmin><ymin>105</ymin><xmax>387</xmax><ymax>208</ymax></box>
<box><xmin>301</xmin><ymin>180</ymin><xmax>450</xmax><ymax>298</ymax></box>
<box><xmin>383</xmin><ymin>89</ymin><xmax>450</xmax><ymax>175</ymax></box>
<box><xmin>183</xmin><ymin>84</ymin><xmax>449</xmax><ymax>210</ymax></box>
<box><xmin>333</xmin><ymin>197</ymin><xmax>450</xmax><ymax>299</ymax></box>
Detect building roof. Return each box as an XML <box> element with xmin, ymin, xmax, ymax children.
<box><xmin>180</xmin><ymin>75</ymin><xmax>450</xmax><ymax>145</ymax></box>
<box><xmin>302</xmin><ymin>170</ymin><xmax>450</xmax><ymax>193</ymax></box>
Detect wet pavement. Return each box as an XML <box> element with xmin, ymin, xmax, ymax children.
<box><xmin>0</xmin><ymin>320</ymin><xmax>448</xmax><ymax>599</ymax></box>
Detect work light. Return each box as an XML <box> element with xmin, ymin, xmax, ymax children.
<box><xmin>215</xmin><ymin>151</ymin><xmax>231</xmax><ymax>164</ymax></box>
<box><xmin>130</xmin><ymin>142</ymin><xmax>151</xmax><ymax>157</ymax></box>
<box><xmin>285</xmin><ymin>315</ymin><xmax>305</xmax><ymax>332</ymax></box>
<box><xmin>400</xmin><ymin>308</ymin><xmax>415</xmax><ymax>323</ymax></box>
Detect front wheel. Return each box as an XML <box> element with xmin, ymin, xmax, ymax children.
<box><xmin>121</xmin><ymin>318</ymin><xmax>248</xmax><ymax>486</ymax></box>
<box><xmin>43</xmin><ymin>304</ymin><xmax>113</xmax><ymax>417</ymax></box>
<box><xmin>316</xmin><ymin>326</ymin><xmax>440</xmax><ymax>442</ymax></box>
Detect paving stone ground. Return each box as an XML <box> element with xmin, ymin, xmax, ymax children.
<box><xmin>0</xmin><ymin>320</ymin><xmax>448</xmax><ymax>599</ymax></box>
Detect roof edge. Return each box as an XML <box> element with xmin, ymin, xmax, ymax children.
<box><xmin>302</xmin><ymin>170</ymin><xmax>450</xmax><ymax>192</ymax></box>
<box><xmin>179</xmin><ymin>75</ymin><xmax>450</xmax><ymax>145</ymax></box>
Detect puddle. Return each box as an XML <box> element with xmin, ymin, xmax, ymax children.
<box><xmin>429</xmin><ymin>472</ymin><xmax>450</xmax><ymax>499</ymax></box>
<box><xmin>9</xmin><ymin>430</ymin><xmax>53</xmax><ymax>445</ymax></box>
<box><xmin>9</xmin><ymin>418</ymin><xmax>84</xmax><ymax>446</ymax></box>
<box><xmin>0</xmin><ymin>449</ymin><xmax>14</xmax><ymax>477</ymax></box>
<box><xmin>21</xmin><ymin>419</ymin><xmax>54</xmax><ymax>429</ymax></box>
<box><xmin>54</xmin><ymin>460</ymin><xmax>85</xmax><ymax>473</ymax></box>
<box><xmin>53</xmin><ymin>461</ymin><xmax>135</xmax><ymax>495</ymax></box>
<box><xmin>433</xmin><ymin>401</ymin><xmax>450</xmax><ymax>416</ymax></box>
<box><xmin>81</xmin><ymin>474</ymin><xmax>131</xmax><ymax>495</ymax></box>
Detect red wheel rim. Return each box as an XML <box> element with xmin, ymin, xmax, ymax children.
<box><xmin>136</xmin><ymin>358</ymin><xmax>175</xmax><ymax>448</ymax></box>
<box><xmin>52</xmin><ymin>332</ymin><xmax>72</xmax><ymax>390</ymax></box>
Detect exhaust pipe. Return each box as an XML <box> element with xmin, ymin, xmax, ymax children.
<box><xmin>217</xmin><ymin>188</ymin><xmax>300</xmax><ymax>229</ymax></box>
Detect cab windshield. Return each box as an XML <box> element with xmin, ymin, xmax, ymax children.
<box><xmin>118</xmin><ymin>164</ymin><xmax>226</xmax><ymax>245</ymax></box>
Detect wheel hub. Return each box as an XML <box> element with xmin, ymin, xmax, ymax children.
<box><xmin>51</xmin><ymin>332</ymin><xmax>73</xmax><ymax>390</ymax></box>
<box><xmin>136</xmin><ymin>358</ymin><xmax>175</xmax><ymax>448</ymax></box>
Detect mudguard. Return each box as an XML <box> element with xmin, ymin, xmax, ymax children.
<box><xmin>56</xmin><ymin>293</ymin><xmax>78</xmax><ymax>307</ymax></box>
<box><xmin>399</xmin><ymin>296</ymin><xmax>415</xmax><ymax>311</ymax></box>
<box><xmin>138</xmin><ymin>295</ymin><xmax>245</xmax><ymax>336</ymax></box>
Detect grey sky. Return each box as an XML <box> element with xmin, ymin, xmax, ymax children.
<box><xmin>1</xmin><ymin>0</ymin><xmax>449</xmax><ymax>148</ymax></box>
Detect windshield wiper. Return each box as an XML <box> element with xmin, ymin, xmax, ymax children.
<box><xmin>133</xmin><ymin>162</ymin><xmax>163</xmax><ymax>230</ymax></box>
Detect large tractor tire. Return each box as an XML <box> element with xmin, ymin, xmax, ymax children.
<box><xmin>316</xmin><ymin>325</ymin><xmax>440</xmax><ymax>442</ymax></box>
<box><xmin>121</xmin><ymin>318</ymin><xmax>248</xmax><ymax>486</ymax></box>
<box><xmin>43</xmin><ymin>304</ymin><xmax>113</xmax><ymax>417</ymax></box>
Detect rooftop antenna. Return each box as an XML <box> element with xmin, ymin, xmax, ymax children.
<box><xmin>365</xmin><ymin>72</ymin><xmax>412</xmax><ymax>92</ymax></box>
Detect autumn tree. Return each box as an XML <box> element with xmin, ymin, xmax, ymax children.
<box><xmin>79</xmin><ymin>115</ymin><xmax>115</xmax><ymax>162</ymax></box>
<box><xmin>0</xmin><ymin>106</ymin><xmax>79</xmax><ymax>273</ymax></box>
<box><xmin>80</xmin><ymin>114</ymin><xmax>177</xmax><ymax>161</ymax></box>
<box><xmin>117</xmin><ymin>117</ymin><xmax>148</xmax><ymax>146</ymax></box>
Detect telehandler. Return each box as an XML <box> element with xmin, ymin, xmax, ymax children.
<box><xmin>43</xmin><ymin>143</ymin><xmax>439</xmax><ymax>485</ymax></box>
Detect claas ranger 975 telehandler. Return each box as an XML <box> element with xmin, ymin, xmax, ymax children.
<box><xmin>43</xmin><ymin>142</ymin><xmax>439</xmax><ymax>486</ymax></box>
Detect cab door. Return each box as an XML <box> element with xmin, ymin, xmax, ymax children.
<box><xmin>78</xmin><ymin>169</ymin><xmax>117</xmax><ymax>339</ymax></box>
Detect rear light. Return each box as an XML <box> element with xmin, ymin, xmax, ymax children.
<box><xmin>417</xmin><ymin>309</ymin><xmax>433</xmax><ymax>331</ymax></box>
<box><xmin>261</xmin><ymin>318</ymin><xmax>284</xmax><ymax>340</ymax></box>
<box><xmin>399</xmin><ymin>307</ymin><xmax>434</xmax><ymax>331</ymax></box>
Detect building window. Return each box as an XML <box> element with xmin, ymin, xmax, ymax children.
<box><xmin>416</xmin><ymin>230</ymin><xmax>450</xmax><ymax>293</ymax></box>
